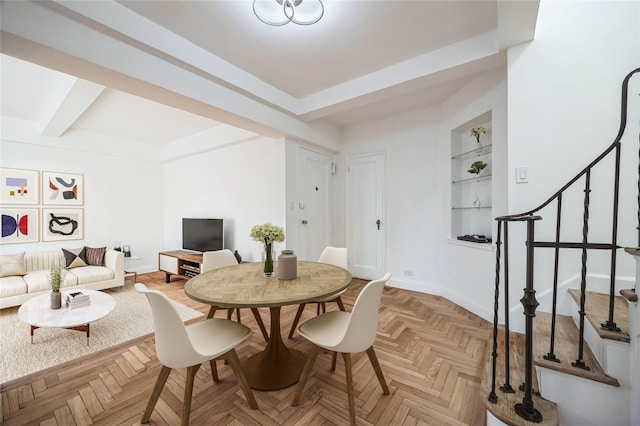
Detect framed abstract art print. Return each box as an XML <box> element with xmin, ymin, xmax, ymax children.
<box><xmin>42</xmin><ymin>208</ymin><xmax>84</xmax><ymax>241</ymax></box>
<box><xmin>0</xmin><ymin>168</ymin><xmax>39</xmax><ymax>205</ymax></box>
<box><xmin>0</xmin><ymin>208</ymin><xmax>39</xmax><ymax>244</ymax></box>
<box><xmin>42</xmin><ymin>171</ymin><xmax>84</xmax><ymax>206</ymax></box>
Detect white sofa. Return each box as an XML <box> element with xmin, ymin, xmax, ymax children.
<box><xmin>0</xmin><ymin>248</ymin><xmax>124</xmax><ymax>309</ymax></box>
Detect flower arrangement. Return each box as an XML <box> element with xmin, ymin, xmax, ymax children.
<box><xmin>469</xmin><ymin>127</ymin><xmax>487</xmax><ymax>143</ymax></box>
<box><xmin>250</xmin><ymin>223</ymin><xmax>285</xmax><ymax>245</ymax></box>
<box><xmin>250</xmin><ymin>223</ymin><xmax>285</xmax><ymax>277</ymax></box>
<box><xmin>49</xmin><ymin>263</ymin><xmax>67</xmax><ymax>292</ymax></box>
<box><xmin>467</xmin><ymin>160</ymin><xmax>488</xmax><ymax>175</ymax></box>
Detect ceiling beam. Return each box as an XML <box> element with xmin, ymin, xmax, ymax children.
<box><xmin>0</xmin><ymin>0</ymin><xmax>341</xmax><ymax>149</ymax></box>
<box><xmin>39</xmin><ymin>76</ymin><xmax>105</xmax><ymax>137</ymax></box>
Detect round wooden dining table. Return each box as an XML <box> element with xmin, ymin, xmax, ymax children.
<box><xmin>184</xmin><ymin>260</ymin><xmax>352</xmax><ymax>391</ymax></box>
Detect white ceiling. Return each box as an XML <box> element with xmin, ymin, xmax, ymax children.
<box><xmin>0</xmin><ymin>0</ymin><xmax>539</xmax><ymax>147</ymax></box>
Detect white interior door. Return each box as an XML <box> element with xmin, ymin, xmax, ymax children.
<box><xmin>346</xmin><ymin>153</ymin><xmax>385</xmax><ymax>280</ymax></box>
<box><xmin>298</xmin><ymin>148</ymin><xmax>332</xmax><ymax>261</ymax></box>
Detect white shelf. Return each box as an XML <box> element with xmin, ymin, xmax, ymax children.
<box><xmin>452</xmin><ymin>174</ymin><xmax>492</xmax><ymax>184</ymax></box>
<box><xmin>452</xmin><ymin>206</ymin><xmax>492</xmax><ymax>210</ymax></box>
<box><xmin>451</xmin><ymin>144</ymin><xmax>492</xmax><ymax>160</ymax></box>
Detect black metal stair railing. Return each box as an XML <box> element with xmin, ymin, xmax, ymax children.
<box><xmin>487</xmin><ymin>67</ymin><xmax>640</xmax><ymax>422</ymax></box>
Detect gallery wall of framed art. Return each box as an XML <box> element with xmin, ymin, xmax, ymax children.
<box><xmin>1</xmin><ymin>168</ymin><xmax>84</xmax><ymax>244</ymax></box>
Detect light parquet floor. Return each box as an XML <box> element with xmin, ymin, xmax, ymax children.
<box><xmin>1</xmin><ymin>272</ymin><xmax>492</xmax><ymax>425</ymax></box>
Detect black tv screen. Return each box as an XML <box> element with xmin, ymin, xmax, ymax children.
<box><xmin>182</xmin><ymin>218</ymin><xmax>223</xmax><ymax>252</ymax></box>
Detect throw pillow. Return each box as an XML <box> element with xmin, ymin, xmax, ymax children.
<box><xmin>85</xmin><ymin>246</ymin><xmax>106</xmax><ymax>266</ymax></box>
<box><xmin>62</xmin><ymin>247</ymin><xmax>88</xmax><ymax>268</ymax></box>
<box><xmin>0</xmin><ymin>252</ymin><xmax>26</xmax><ymax>277</ymax></box>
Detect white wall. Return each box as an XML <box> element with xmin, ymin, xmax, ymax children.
<box><xmin>506</xmin><ymin>0</ymin><xmax>640</xmax><ymax>324</ymax></box>
<box><xmin>339</xmin><ymin>106</ymin><xmax>442</xmax><ymax>292</ymax></box>
<box><xmin>162</xmin><ymin>136</ymin><xmax>288</xmax><ymax>263</ymax></box>
<box><xmin>338</xmin><ymin>70</ymin><xmax>507</xmax><ymax>322</ymax></box>
<box><xmin>0</xmin><ymin>118</ymin><xmax>164</xmax><ymax>273</ymax></box>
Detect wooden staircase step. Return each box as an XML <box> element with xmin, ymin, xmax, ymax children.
<box><xmin>481</xmin><ymin>326</ymin><xmax>559</xmax><ymax>426</ymax></box>
<box><xmin>567</xmin><ymin>289</ymin><xmax>630</xmax><ymax>343</ymax></box>
<box><xmin>534</xmin><ymin>312</ymin><xmax>619</xmax><ymax>387</ymax></box>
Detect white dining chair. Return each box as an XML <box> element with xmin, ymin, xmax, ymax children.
<box><xmin>291</xmin><ymin>273</ymin><xmax>392</xmax><ymax>426</ymax></box>
<box><xmin>135</xmin><ymin>283</ymin><xmax>258</xmax><ymax>426</ymax></box>
<box><xmin>288</xmin><ymin>246</ymin><xmax>349</xmax><ymax>339</ymax></box>
<box><xmin>202</xmin><ymin>249</ymin><xmax>269</xmax><ymax>341</ymax></box>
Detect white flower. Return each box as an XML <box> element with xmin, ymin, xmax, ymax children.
<box><xmin>469</xmin><ymin>127</ymin><xmax>487</xmax><ymax>138</ymax></box>
<box><xmin>250</xmin><ymin>223</ymin><xmax>285</xmax><ymax>245</ymax></box>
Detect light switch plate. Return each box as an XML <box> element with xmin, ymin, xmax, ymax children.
<box><xmin>516</xmin><ymin>166</ymin><xmax>529</xmax><ymax>183</ymax></box>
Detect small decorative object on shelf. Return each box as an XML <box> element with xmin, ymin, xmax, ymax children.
<box><xmin>49</xmin><ymin>263</ymin><xmax>66</xmax><ymax>309</ymax></box>
<box><xmin>123</xmin><ymin>245</ymin><xmax>131</xmax><ymax>258</ymax></box>
<box><xmin>467</xmin><ymin>160</ymin><xmax>487</xmax><ymax>175</ymax></box>
<box><xmin>250</xmin><ymin>223</ymin><xmax>285</xmax><ymax>277</ymax></box>
<box><xmin>469</xmin><ymin>127</ymin><xmax>487</xmax><ymax>144</ymax></box>
<box><xmin>114</xmin><ymin>242</ymin><xmax>121</xmax><ymax>252</ymax></box>
<box><xmin>457</xmin><ymin>234</ymin><xmax>492</xmax><ymax>244</ymax></box>
<box><xmin>277</xmin><ymin>250</ymin><xmax>297</xmax><ymax>280</ymax></box>
<box><xmin>473</xmin><ymin>194</ymin><xmax>481</xmax><ymax>208</ymax></box>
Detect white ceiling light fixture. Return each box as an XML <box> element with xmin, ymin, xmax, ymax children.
<box><xmin>253</xmin><ymin>0</ymin><xmax>324</xmax><ymax>26</ymax></box>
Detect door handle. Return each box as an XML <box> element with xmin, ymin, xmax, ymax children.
<box><xmin>376</xmin><ymin>219</ymin><xmax>381</xmax><ymax>230</ymax></box>
<box><xmin>302</xmin><ymin>219</ymin><xmax>308</xmax><ymax>225</ymax></box>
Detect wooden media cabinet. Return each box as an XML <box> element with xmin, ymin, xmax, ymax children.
<box><xmin>158</xmin><ymin>250</ymin><xmax>204</xmax><ymax>283</ymax></box>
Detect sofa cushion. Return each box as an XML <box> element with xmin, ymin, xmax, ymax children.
<box><xmin>0</xmin><ymin>276</ymin><xmax>27</xmax><ymax>297</ymax></box>
<box><xmin>23</xmin><ymin>270</ymin><xmax>78</xmax><ymax>293</ymax></box>
<box><xmin>62</xmin><ymin>247</ymin><xmax>87</xmax><ymax>268</ymax></box>
<box><xmin>0</xmin><ymin>252</ymin><xmax>25</xmax><ymax>277</ymax></box>
<box><xmin>71</xmin><ymin>266</ymin><xmax>114</xmax><ymax>285</ymax></box>
<box><xmin>24</xmin><ymin>251</ymin><xmax>65</xmax><ymax>273</ymax></box>
<box><xmin>85</xmin><ymin>246</ymin><xmax>106</xmax><ymax>266</ymax></box>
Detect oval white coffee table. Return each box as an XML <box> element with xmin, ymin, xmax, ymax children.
<box><xmin>18</xmin><ymin>289</ymin><xmax>116</xmax><ymax>346</ymax></box>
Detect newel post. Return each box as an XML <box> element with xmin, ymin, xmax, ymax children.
<box><xmin>515</xmin><ymin>217</ymin><xmax>543</xmax><ymax>423</ymax></box>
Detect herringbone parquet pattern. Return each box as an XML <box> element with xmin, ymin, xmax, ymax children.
<box><xmin>1</xmin><ymin>273</ymin><xmax>492</xmax><ymax>425</ymax></box>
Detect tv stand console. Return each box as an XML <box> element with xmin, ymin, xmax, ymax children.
<box><xmin>158</xmin><ymin>250</ymin><xmax>203</xmax><ymax>283</ymax></box>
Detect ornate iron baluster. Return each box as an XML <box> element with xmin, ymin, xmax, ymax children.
<box><xmin>602</xmin><ymin>142</ymin><xmax>622</xmax><ymax>332</ymax></box>
<box><xmin>500</xmin><ymin>222</ymin><xmax>515</xmax><ymax>393</ymax></box>
<box><xmin>573</xmin><ymin>170</ymin><xmax>592</xmax><ymax>370</ymax></box>
<box><xmin>488</xmin><ymin>220</ymin><xmax>503</xmax><ymax>404</ymax></box>
<box><xmin>544</xmin><ymin>195</ymin><xmax>562</xmax><ymax>363</ymax></box>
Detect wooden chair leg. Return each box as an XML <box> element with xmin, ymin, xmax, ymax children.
<box><xmin>209</xmin><ymin>359</ymin><xmax>219</xmax><ymax>383</ymax></box>
<box><xmin>251</xmin><ymin>308</ymin><xmax>269</xmax><ymax>341</ymax></box>
<box><xmin>336</xmin><ymin>296</ymin><xmax>346</xmax><ymax>311</ymax></box>
<box><xmin>321</xmin><ymin>302</ymin><xmax>327</xmax><ymax>314</ymax></box>
<box><xmin>331</xmin><ymin>351</ymin><xmax>338</xmax><ymax>371</ymax></box>
<box><xmin>292</xmin><ymin>345</ymin><xmax>319</xmax><ymax>406</ymax></box>
<box><xmin>225</xmin><ymin>348</ymin><xmax>258</xmax><ymax>409</ymax></box>
<box><xmin>226</xmin><ymin>309</ymin><xmax>233</xmax><ymax>320</ymax></box>
<box><xmin>235</xmin><ymin>308</ymin><xmax>241</xmax><ymax>322</ymax></box>
<box><xmin>288</xmin><ymin>304</ymin><xmax>307</xmax><ymax>339</ymax></box>
<box><xmin>342</xmin><ymin>352</ymin><xmax>356</xmax><ymax>426</ymax></box>
<box><xmin>141</xmin><ymin>365</ymin><xmax>171</xmax><ymax>423</ymax></box>
<box><xmin>366</xmin><ymin>346</ymin><xmax>390</xmax><ymax>395</ymax></box>
<box><xmin>181</xmin><ymin>364</ymin><xmax>200</xmax><ymax>426</ymax></box>
<box><xmin>206</xmin><ymin>306</ymin><xmax>218</xmax><ymax>319</ymax></box>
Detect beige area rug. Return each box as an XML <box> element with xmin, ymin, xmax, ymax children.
<box><xmin>0</xmin><ymin>284</ymin><xmax>203</xmax><ymax>384</ymax></box>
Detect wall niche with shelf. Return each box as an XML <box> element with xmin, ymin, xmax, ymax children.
<box><xmin>451</xmin><ymin>111</ymin><xmax>492</xmax><ymax>243</ymax></box>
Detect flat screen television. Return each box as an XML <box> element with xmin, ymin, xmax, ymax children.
<box><xmin>182</xmin><ymin>218</ymin><xmax>223</xmax><ymax>252</ymax></box>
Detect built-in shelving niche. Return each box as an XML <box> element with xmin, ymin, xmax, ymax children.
<box><xmin>450</xmin><ymin>111</ymin><xmax>493</xmax><ymax>242</ymax></box>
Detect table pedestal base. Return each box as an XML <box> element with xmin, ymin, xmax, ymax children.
<box><xmin>30</xmin><ymin>324</ymin><xmax>91</xmax><ymax>346</ymax></box>
<box><xmin>243</xmin><ymin>307</ymin><xmax>306</xmax><ymax>390</ymax></box>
